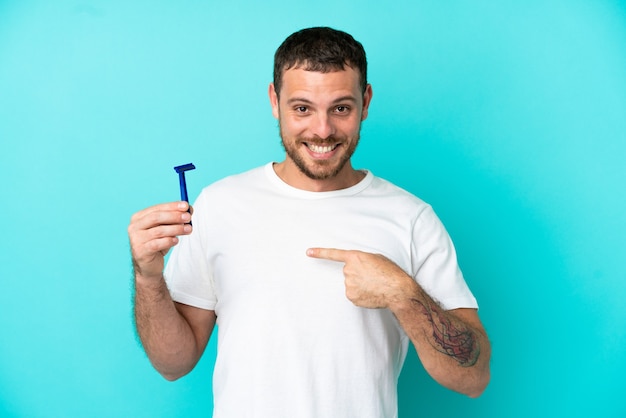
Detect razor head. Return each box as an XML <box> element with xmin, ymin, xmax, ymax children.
<box><xmin>174</xmin><ymin>163</ymin><xmax>196</xmax><ymax>173</ymax></box>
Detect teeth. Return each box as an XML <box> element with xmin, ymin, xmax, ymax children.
<box><xmin>308</xmin><ymin>143</ymin><xmax>336</xmax><ymax>153</ymax></box>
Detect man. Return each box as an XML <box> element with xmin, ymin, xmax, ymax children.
<box><xmin>129</xmin><ymin>27</ymin><xmax>490</xmax><ymax>417</ymax></box>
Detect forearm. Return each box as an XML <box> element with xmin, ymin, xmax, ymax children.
<box><xmin>134</xmin><ymin>274</ymin><xmax>201</xmax><ymax>380</ymax></box>
<box><xmin>305</xmin><ymin>247</ymin><xmax>491</xmax><ymax>395</ymax></box>
<box><xmin>390</xmin><ymin>283</ymin><xmax>491</xmax><ymax>397</ymax></box>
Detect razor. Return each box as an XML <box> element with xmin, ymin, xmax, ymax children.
<box><xmin>174</xmin><ymin>163</ymin><xmax>196</xmax><ymax>203</ymax></box>
<box><xmin>174</xmin><ymin>163</ymin><xmax>195</xmax><ymax>224</ymax></box>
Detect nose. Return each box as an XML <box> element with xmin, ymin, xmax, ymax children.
<box><xmin>310</xmin><ymin>112</ymin><xmax>336</xmax><ymax>139</ymax></box>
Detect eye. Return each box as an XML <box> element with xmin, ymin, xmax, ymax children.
<box><xmin>335</xmin><ymin>105</ymin><xmax>350</xmax><ymax>114</ymax></box>
<box><xmin>295</xmin><ymin>106</ymin><xmax>308</xmax><ymax>113</ymax></box>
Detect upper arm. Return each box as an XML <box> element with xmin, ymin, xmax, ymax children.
<box><xmin>175</xmin><ymin>302</ymin><xmax>217</xmax><ymax>355</ymax></box>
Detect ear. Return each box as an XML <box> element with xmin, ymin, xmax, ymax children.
<box><xmin>268</xmin><ymin>83</ymin><xmax>279</xmax><ymax>119</ymax></box>
<box><xmin>361</xmin><ymin>84</ymin><xmax>373</xmax><ymax>121</ymax></box>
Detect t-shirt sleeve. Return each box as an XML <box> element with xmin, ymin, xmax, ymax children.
<box><xmin>163</xmin><ymin>191</ymin><xmax>217</xmax><ymax>310</ymax></box>
<box><xmin>411</xmin><ymin>205</ymin><xmax>478</xmax><ymax>311</ymax></box>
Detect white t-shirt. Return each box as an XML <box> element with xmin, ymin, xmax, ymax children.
<box><xmin>164</xmin><ymin>162</ymin><xmax>478</xmax><ymax>418</ymax></box>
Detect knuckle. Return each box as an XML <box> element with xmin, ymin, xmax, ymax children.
<box><xmin>146</xmin><ymin>237</ymin><xmax>167</xmax><ymax>253</ymax></box>
<box><xmin>146</xmin><ymin>211</ymin><xmax>162</xmax><ymax>225</ymax></box>
<box><xmin>129</xmin><ymin>211</ymin><xmax>140</xmax><ymax>223</ymax></box>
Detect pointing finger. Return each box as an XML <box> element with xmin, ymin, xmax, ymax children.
<box><xmin>306</xmin><ymin>247</ymin><xmax>350</xmax><ymax>262</ymax></box>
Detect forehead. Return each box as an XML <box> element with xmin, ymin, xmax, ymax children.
<box><xmin>279</xmin><ymin>67</ymin><xmax>361</xmax><ymax>99</ymax></box>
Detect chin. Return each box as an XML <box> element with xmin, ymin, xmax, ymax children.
<box><xmin>300</xmin><ymin>161</ymin><xmax>346</xmax><ymax>180</ymax></box>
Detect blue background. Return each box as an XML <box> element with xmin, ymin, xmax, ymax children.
<box><xmin>1</xmin><ymin>1</ymin><xmax>625</xmax><ymax>417</ymax></box>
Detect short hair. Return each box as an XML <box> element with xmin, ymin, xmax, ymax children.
<box><xmin>273</xmin><ymin>27</ymin><xmax>368</xmax><ymax>98</ymax></box>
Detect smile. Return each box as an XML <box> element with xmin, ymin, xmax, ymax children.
<box><xmin>305</xmin><ymin>143</ymin><xmax>339</xmax><ymax>154</ymax></box>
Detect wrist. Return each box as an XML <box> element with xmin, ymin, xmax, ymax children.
<box><xmin>388</xmin><ymin>275</ymin><xmax>421</xmax><ymax>311</ymax></box>
<box><xmin>134</xmin><ymin>272</ymin><xmax>166</xmax><ymax>288</ymax></box>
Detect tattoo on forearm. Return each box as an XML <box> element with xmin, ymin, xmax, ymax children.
<box><xmin>412</xmin><ymin>298</ymin><xmax>480</xmax><ymax>367</ymax></box>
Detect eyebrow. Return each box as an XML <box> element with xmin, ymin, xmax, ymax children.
<box><xmin>286</xmin><ymin>95</ymin><xmax>358</xmax><ymax>105</ymax></box>
<box><xmin>332</xmin><ymin>95</ymin><xmax>358</xmax><ymax>104</ymax></box>
<box><xmin>287</xmin><ymin>97</ymin><xmax>313</xmax><ymax>105</ymax></box>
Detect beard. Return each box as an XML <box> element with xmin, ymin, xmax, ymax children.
<box><xmin>279</xmin><ymin>125</ymin><xmax>361</xmax><ymax>181</ymax></box>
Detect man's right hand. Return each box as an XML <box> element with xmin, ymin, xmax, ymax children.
<box><xmin>128</xmin><ymin>201</ymin><xmax>192</xmax><ymax>281</ymax></box>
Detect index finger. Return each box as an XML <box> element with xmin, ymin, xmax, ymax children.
<box><xmin>306</xmin><ymin>247</ymin><xmax>350</xmax><ymax>262</ymax></box>
<box><xmin>131</xmin><ymin>201</ymin><xmax>189</xmax><ymax>221</ymax></box>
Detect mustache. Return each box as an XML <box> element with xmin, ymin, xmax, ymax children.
<box><xmin>297</xmin><ymin>136</ymin><xmax>343</xmax><ymax>144</ymax></box>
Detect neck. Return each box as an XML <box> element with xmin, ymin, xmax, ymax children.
<box><xmin>273</xmin><ymin>160</ymin><xmax>365</xmax><ymax>192</ymax></box>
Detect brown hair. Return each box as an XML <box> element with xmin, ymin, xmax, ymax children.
<box><xmin>273</xmin><ymin>27</ymin><xmax>368</xmax><ymax>98</ymax></box>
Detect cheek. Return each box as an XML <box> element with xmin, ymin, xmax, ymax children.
<box><xmin>281</xmin><ymin>117</ymin><xmax>308</xmax><ymax>135</ymax></box>
<box><xmin>337</xmin><ymin>117</ymin><xmax>362</xmax><ymax>135</ymax></box>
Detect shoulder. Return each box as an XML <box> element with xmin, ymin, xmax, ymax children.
<box><xmin>366</xmin><ymin>174</ymin><xmax>431</xmax><ymax>214</ymax></box>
